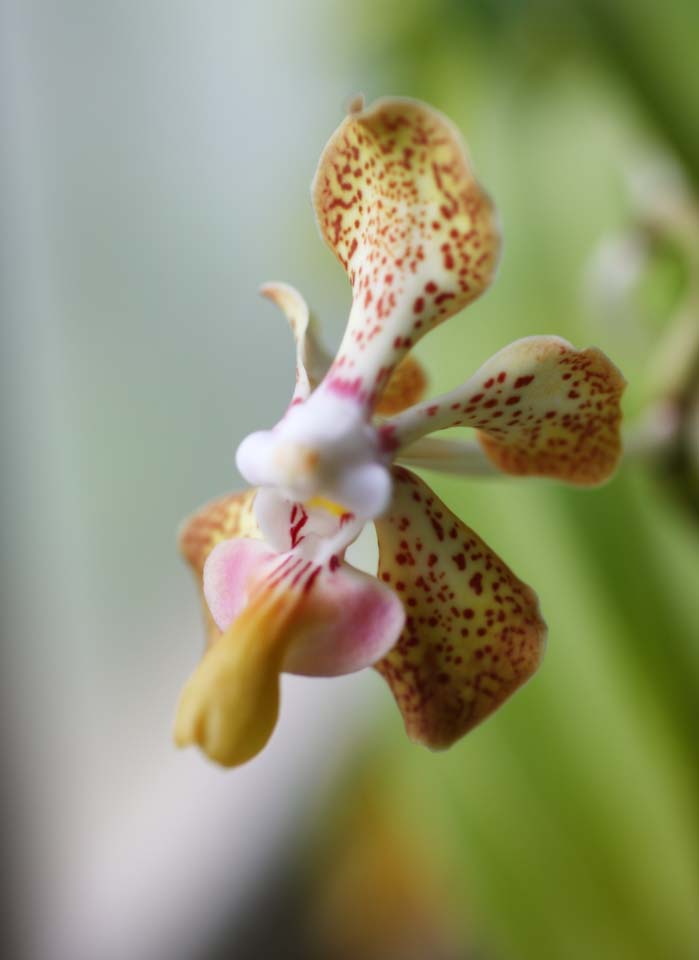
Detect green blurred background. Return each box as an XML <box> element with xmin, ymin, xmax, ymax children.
<box><xmin>1</xmin><ymin>2</ymin><xmax>697</xmax><ymax>959</ymax></box>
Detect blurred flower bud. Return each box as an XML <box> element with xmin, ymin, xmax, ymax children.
<box><xmin>584</xmin><ymin>230</ymin><xmax>650</xmax><ymax>321</ymax></box>
<box><xmin>308</xmin><ymin>767</ymin><xmax>465</xmax><ymax>960</ymax></box>
<box><xmin>656</xmin><ymin>334</ymin><xmax>699</xmax><ymax>521</ymax></box>
<box><xmin>584</xmin><ymin>149</ymin><xmax>699</xmax><ymax>520</ymax></box>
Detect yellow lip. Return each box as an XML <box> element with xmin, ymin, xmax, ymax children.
<box><xmin>174</xmin><ymin>586</ymin><xmax>298</xmax><ymax>768</ymax></box>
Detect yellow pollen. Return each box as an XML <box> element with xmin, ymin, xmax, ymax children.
<box><xmin>306</xmin><ymin>495</ymin><xmax>348</xmax><ymax>517</ymax></box>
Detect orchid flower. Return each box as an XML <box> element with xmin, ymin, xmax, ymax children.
<box><xmin>174</xmin><ymin>97</ymin><xmax>625</xmax><ymax>768</ymax></box>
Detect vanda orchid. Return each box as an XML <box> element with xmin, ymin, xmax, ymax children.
<box><xmin>174</xmin><ymin>97</ymin><xmax>625</xmax><ymax>768</ymax></box>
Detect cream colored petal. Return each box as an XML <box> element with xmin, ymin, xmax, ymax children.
<box><xmin>260</xmin><ymin>282</ymin><xmax>332</xmax><ymax>401</ymax></box>
<box><xmin>374</xmin><ymin>467</ymin><xmax>546</xmax><ymax>749</ymax></box>
<box><xmin>382</xmin><ymin>336</ymin><xmax>626</xmax><ymax>486</ymax></box>
<box><xmin>312</xmin><ymin>97</ymin><xmax>500</xmax><ymax>413</ymax></box>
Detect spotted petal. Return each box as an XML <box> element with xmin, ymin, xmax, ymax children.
<box><xmin>178</xmin><ymin>489</ymin><xmax>260</xmax><ymax>649</ymax></box>
<box><xmin>260</xmin><ymin>282</ymin><xmax>332</xmax><ymax>403</ymax></box>
<box><xmin>312</xmin><ymin>97</ymin><xmax>499</xmax><ymax>413</ymax></box>
<box><xmin>374</xmin><ymin>467</ymin><xmax>546</xmax><ymax>749</ymax></box>
<box><xmin>382</xmin><ymin>336</ymin><xmax>626</xmax><ymax>486</ymax></box>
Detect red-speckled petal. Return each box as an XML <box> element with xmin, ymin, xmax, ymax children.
<box><xmin>260</xmin><ymin>282</ymin><xmax>332</xmax><ymax>402</ymax></box>
<box><xmin>178</xmin><ymin>489</ymin><xmax>261</xmax><ymax>648</ymax></box>
<box><xmin>374</xmin><ymin>354</ymin><xmax>429</xmax><ymax>416</ymax></box>
<box><xmin>312</xmin><ymin>97</ymin><xmax>499</xmax><ymax>412</ymax></box>
<box><xmin>382</xmin><ymin>336</ymin><xmax>626</xmax><ymax>486</ymax></box>
<box><xmin>374</xmin><ymin>467</ymin><xmax>546</xmax><ymax>749</ymax></box>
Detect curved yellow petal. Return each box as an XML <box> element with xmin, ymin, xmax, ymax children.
<box><xmin>375</xmin><ymin>354</ymin><xmax>429</xmax><ymax>416</ymax></box>
<box><xmin>312</xmin><ymin>97</ymin><xmax>500</xmax><ymax>412</ymax></box>
<box><xmin>383</xmin><ymin>336</ymin><xmax>626</xmax><ymax>486</ymax></box>
<box><xmin>178</xmin><ymin>489</ymin><xmax>260</xmax><ymax>649</ymax></box>
<box><xmin>374</xmin><ymin>467</ymin><xmax>546</xmax><ymax>749</ymax></box>
<box><xmin>174</xmin><ymin>587</ymin><xmax>296</xmax><ymax>768</ymax></box>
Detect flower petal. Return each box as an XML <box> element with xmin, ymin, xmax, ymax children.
<box><xmin>260</xmin><ymin>282</ymin><xmax>332</xmax><ymax>402</ymax></box>
<box><xmin>374</xmin><ymin>467</ymin><xmax>546</xmax><ymax>749</ymax></box>
<box><xmin>174</xmin><ymin>583</ymin><xmax>297</xmax><ymax>768</ymax></box>
<box><xmin>382</xmin><ymin>336</ymin><xmax>626</xmax><ymax>486</ymax></box>
<box><xmin>176</xmin><ymin>545</ymin><xmax>405</xmax><ymax>768</ymax></box>
<box><xmin>282</xmin><ymin>560</ymin><xmax>405</xmax><ymax>677</ymax></box>
<box><xmin>178</xmin><ymin>489</ymin><xmax>260</xmax><ymax>648</ymax></box>
<box><xmin>178</xmin><ymin>489</ymin><xmax>260</xmax><ymax>575</ymax></box>
<box><xmin>397</xmin><ymin>436</ymin><xmax>497</xmax><ymax>476</ymax></box>
<box><xmin>204</xmin><ymin>537</ymin><xmax>405</xmax><ymax>678</ymax></box>
<box><xmin>374</xmin><ymin>354</ymin><xmax>429</xmax><ymax>416</ymax></box>
<box><xmin>312</xmin><ymin>97</ymin><xmax>500</xmax><ymax>413</ymax></box>
<box><xmin>203</xmin><ymin>537</ymin><xmax>272</xmax><ymax>631</ymax></box>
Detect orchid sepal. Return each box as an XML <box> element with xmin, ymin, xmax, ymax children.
<box><xmin>382</xmin><ymin>336</ymin><xmax>626</xmax><ymax>486</ymax></box>
<box><xmin>374</xmin><ymin>467</ymin><xmax>547</xmax><ymax>749</ymax></box>
<box><xmin>311</xmin><ymin>96</ymin><xmax>500</xmax><ymax>414</ymax></box>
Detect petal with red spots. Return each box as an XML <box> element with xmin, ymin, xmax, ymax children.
<box><xmin>312</xmin><ymin>97</ymin><xmax>500</xmax><ymax>412</ymax></box>
<box><xmin>382</xmin><ymin>336</ymin><xmax>626</xmax><ymax>486</ymax></box>
<box><xmin>260</xmin><ymin>282</ymin><xmax>332</xmax><ymax>403</ymax></box>
<box><xmin>374</xmin><ymin>467</ymin><xmax>546</xmax><ymax>749</ymax></box>
<box><xmin>178</xmin><ymin>489</ymin><xmax>260</xmax><ymax>649</ymax></box>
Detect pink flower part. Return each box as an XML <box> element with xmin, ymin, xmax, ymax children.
<box><xmin>203</xmin><ymin>538</ymin><xmax>404</xmax><ymax>678</ymax></box>
<box><xmin>203</xmin><ymin>538</ymin><xmax>271</xmax><ymax>632</ymax></box>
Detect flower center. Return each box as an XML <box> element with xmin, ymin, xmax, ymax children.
<box><xmin>236</xmin><ymin>387</ymin><xmax>393</xmax><ymax>521</ymax></box>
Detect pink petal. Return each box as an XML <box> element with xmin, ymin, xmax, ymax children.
<box><xmin>203</xmin><ymin>537</ymin><xmax>405</xmax><ymax>678</ymax></box>
<box><xmin>178</xmin><ymin>489</ymin><xmax>261</xmax><ymax>649</ymax></box>
<box><xmin>203</xmin><ymin>537</ymin><xmax>274</xmax><ymax>631</ymax></box>
<box><xmin>282</xmin><ymin>561</ymin><xmax>405</xmax><ymax>677</ymax></box>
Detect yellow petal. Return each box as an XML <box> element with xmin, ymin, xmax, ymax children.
<box><xmin>375</xmin><ymin>354</ymin><xmax>429</xmax><ymax>416</ymax></box>
<box><xmin>174</xmin><ymin>587</ymin><xmax>296</xmax><ymax>768</ymax></box>
<box><xmin>312</xmin><ymin>97</ymin><xmax>499</xmax><ymax>411</ymax></box>
<box><xmin>374</xmin><ymin>467</ymin><xmax>546</xmax><ymax>749</ymax></box>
